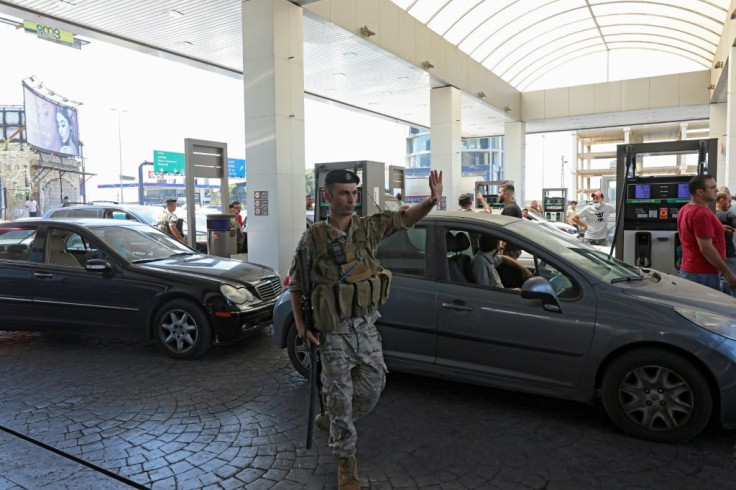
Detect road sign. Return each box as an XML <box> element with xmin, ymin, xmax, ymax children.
<box><xmin>153</xmin><ymin>150</ymin><xmax>185</xmax><ymax>174</ymax></box>
<box><xmin>228</xmin><ymin>158</ymin><xmax>246</xmax><ymax>178</ymax></box>
<box><xmin>154</xmin><ymin>150</ymin><xmax>246</xmax><ymax>177</ymax></box>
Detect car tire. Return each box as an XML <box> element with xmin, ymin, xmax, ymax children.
<box><xmin>154</xmin><ymin>299</ymin><xmax>212</xmax><ymax>359</ymax></box>
<box><xmin>286</xmin><ymin>321</ymin><xmax>311</xmax><ymax>379</ymax></box>
<box><xmin>601</xmin><ymin>348</ymin><xmax>712</xmax><ymax>443</ymax></box>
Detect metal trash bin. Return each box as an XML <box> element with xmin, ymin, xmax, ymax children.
<box><xmin>206</xmin><ymin>214</ymin><xmax>238</xmax><ymax>258</ymax></box>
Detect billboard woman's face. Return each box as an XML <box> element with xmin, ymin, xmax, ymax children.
<box><xmin>56</xmin><ymin>111</ymin><xmax>70</xmax><ymax>144</ymax></box>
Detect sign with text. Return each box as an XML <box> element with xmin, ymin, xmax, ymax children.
<box><xmin>153</xmin><ymin>150</ymin><xmax>186</xmax><ymax>174</ymax></box>
<box><xmin>154</xmin><ymin>150</ymin><xmax>246</xmax><ymax>177</ymax></box>
<box><xmin>253</xmin><ymin>190</ymin><xmax>269</xmax><ymax>216</ymax></box>
<box><xmin>228</xmin><ymin>158</ymin><xmax>246</xmax><ymax>178</ymax></box>
<box><xmin>23</xmin><ymin>20</ymin><xmax>77</xmax><ymax>48</ymax></box>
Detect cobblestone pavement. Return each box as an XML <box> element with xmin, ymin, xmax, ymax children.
<box><xmin>0</xmin><ymin>328</ymin><xmax>735</xmax><ymax>489</ymax></box>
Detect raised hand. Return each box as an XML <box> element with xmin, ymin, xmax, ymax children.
<box><xmin>429</xmin><ymin>170</ymin><xmax>443</xmax><ymax>205</ymax></box>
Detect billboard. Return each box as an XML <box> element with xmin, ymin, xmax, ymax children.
<box><xmin>22</xmin><ymin>83</ymin><xmax>80</xmax><ymax>157</ymax></box>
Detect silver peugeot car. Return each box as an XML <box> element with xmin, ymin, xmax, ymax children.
<box><xmin>272</xmin><ymin>211</ymin><xmax>736</xmax><ymax>443</ymax></box>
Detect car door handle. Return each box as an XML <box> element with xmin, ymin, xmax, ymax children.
<box><xmin>34</xmin><ymin>272</ymin><xmax>54</xmax><ymax>279</ymax></box>
<box><xmin>441</xmin><ymin>301</ymin><xmax>473</xmax><ymax>311</ymax></box>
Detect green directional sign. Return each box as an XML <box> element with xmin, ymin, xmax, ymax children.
<box><xmin>153</xmin><ymin>150</ymin><xmax>185</xmax><ymax>174</ymax></box>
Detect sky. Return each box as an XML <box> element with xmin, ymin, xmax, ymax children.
<box><xmin>0</xmin><ymin>19</ymin><xmax>568</xmax><ymax>203</ymax></box>
<box><xmin>0</xmin><ymin>22</ymin><xmax>409</xmax><ymax>202</ymax></box>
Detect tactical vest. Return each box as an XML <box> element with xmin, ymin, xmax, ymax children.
<box><xmin>309</xmin><ymin>216</ymin><xmax>392</xmax><ymax>333</ymax></box>
<box><xmin>157</xmin><ymin>210</ymin><xmax>175</xmax><ymax>237</ymax></box>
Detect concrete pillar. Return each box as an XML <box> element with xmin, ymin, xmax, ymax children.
<box><xmin>725</xmin><ymin>45</ymin><xmax>736</xmax><ymax>192</ymax></box>
<box><xmin>710</xmin><ymin>102</ymin><xmax>727</xmax><ymax>185</ymax></box>
<box><xmin>504</xmin><ymin>121</ymin><xmax>526</xmax><ymax>205</ymax></box>
<box><xmin>242</xmin><ymin>0</ymin><xmax>305</xmax><ymax>277</ymax></box>
<box><xmin>430</xmin><ymin>86</ymin><xmax>461</xmax><ymax>210</ymax></box>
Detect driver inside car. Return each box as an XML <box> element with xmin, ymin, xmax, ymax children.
<box><xmin>104</xmin><ymin>229</ymin><xmax>132</xmax><ymax>260</ymax></box>
<box><xmin>470</xmin><ymin>234</ymin><xmax>532</xmax><ymax>289</ymax></box>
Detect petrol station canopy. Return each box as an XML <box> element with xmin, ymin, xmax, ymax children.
<box><xmin>0</xmin><ymin>0</ymin><xmax>731</xmax><ymax>135</ymax></box>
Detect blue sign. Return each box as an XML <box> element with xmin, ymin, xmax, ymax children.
<box><xmin>228</xmin><ymin>158</ymin><xmax>246</xmax><ymax>178</ymax></box>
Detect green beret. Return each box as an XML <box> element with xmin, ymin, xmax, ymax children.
<box><xmin>325</xmin><ymin>169</ymin><xmax>360</xmax><ymax>186</ymax></box>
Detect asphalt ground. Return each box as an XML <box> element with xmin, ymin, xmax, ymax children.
<box><xmin>0</xmin><ymin>328</ymin><xmax>734</xmax><ymax>489</ymax></box>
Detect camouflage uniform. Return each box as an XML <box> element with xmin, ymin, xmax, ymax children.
<box><xmin>289</xmin><ymin>210</ymin><xmax>406</xmax><ymax>457</ymax></box>
<box><xmin>157</xmin><ymin>209</ymin><xmax>179</xmax><ymax>237</ymax></box>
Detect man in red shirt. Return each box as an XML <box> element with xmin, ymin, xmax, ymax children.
<box><xmin>677</xmin><ymin>174</ymin><xmax>736</xmax><ymax>291</ymax></box>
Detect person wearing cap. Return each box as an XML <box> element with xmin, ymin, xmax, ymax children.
<box><xmin>157</xmin><ymin>198</ymin><xmax>186</xmax><ymax>243</ymax></box>
<box><xmin>458</xmin><ymin>192</ymin><xmax>491</xmax><ymax>213</ymax></box>
<box><xmin>572</xmin><ymin>190</ymin><xmax>615</xmax><ymax>246</ymax></box>
<box><xmin>289</xmin><ymin>167</ymin><xmax>443</xmax><ymax>490</ymax></box>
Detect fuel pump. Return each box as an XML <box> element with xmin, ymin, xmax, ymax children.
<box><xmin>474</xmin><ymin>180</ymin><xmax>513</xmax><ymax>212</ymax></box>
<box><xmin>542</xmin><ymin>188</ymin><xmax>567</xmax><ymax>222</ymax></box>
<box><xmin>314</xmin><ymin>161</ymin><xmax>394</xmax><ymax>221</ymax></box>
<box><xmin>613</xmin><ymin>139</ymin><xmax>717</xmax><ymax>275</ymax></box>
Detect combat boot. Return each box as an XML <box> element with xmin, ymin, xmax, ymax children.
<box><xmin>314</xmin><ymin>411</ymin><xmax>330</xmax><ymax>432</ymax></box>
<box><xmin>337</xmin><ymin>455</ymin><xmax>359</xmax><ymax>490</ymax></box>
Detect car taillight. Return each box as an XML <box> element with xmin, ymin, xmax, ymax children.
<box><xmin>283</xmin><ymin>274</ymin><xmax>290</xmax><ymax>287</ymax></box>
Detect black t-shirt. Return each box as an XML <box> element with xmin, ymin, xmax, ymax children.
<box><xmin>497</xmin><ymin>262</ymin><xmax>525</xmax><ymax>288</ymax></box>
<box><xmin>502</xmin><ymin>201</ymin><xmax>522</xmax><ymax>218</ymax></box>
<box><xmin>716</xmin><ymin>209</ymin><xmax>736</xmax><ymax>258</ymax></box>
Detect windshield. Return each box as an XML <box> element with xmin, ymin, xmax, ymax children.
<box><xmin>527</xmin><ymin>210</ymin><xmax>548</xmax><ymax>222</ymax></box>
<box><xmin>506</xmin><ymin>219</ymin><xmax>640</xmax><ymax>282</ymax></box>
<box><xmin>90</xmin><ymin>225</ymin><xmax>195</xmax><ymax>263</ymax></box>
<box><xmin>180</xmin><ymin>213</ymin><xmax>208</xmax><ymax>237</ymax></box>
<box><xmin>124</xmin><ymin>206</ymin><xmax>161</xmax><ymax>226</ymax></box>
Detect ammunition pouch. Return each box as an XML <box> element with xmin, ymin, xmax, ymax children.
<box><xmin>311</xmin><ymin>284</ymin><xmax>338</xmax><ymax>334</ymax></box>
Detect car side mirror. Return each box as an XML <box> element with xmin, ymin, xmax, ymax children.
<box><xmin>521</xmin><ymin>276</ymin><xmax>562</xmax><ymax>313</ymax></box>
<box><xmin>85</xmin><ymin>258</ymin><xmax>111</xmax><ymax>272</ymax></box>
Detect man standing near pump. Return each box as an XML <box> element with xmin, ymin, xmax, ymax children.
<box><xmin>288</xmin><ymin>168</ymin><xmax>442</xmax><ymax>490</ymax></box>
<box><xmin>572</xmin><ymin>190</ymin><xmax>615</xmax><ymax>246</ymax></box>
<box><xmin>677</xmin><ymin>174</ymin><xmax>736</xmax><ymax>291</ymax></box>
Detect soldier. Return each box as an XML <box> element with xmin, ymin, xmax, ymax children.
<box><xmin>289</xmin><ymin>168</ymin><xmax>442</xmax><ymax>490</ymax></box>
<box><xmin>157</xmin><ymin>198</ymin><xmax>186</xmax><ymax>242</ymax></box>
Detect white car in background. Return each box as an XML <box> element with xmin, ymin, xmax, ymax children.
<box><xmin>525</xmin><ymin>210</ymin><xmax>578</xmax><ymax>236</ymax></box>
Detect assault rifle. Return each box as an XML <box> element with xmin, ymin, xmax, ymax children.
<box><xmin>297</xmin><ymin>246</ymin><xmax>324</xmax><ymax>449</ymax></box>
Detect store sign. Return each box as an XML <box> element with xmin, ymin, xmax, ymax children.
<box><xmin>23</xmin><ymin>20</ymin><xmax>74</xmax><ymax>44</ymax></box>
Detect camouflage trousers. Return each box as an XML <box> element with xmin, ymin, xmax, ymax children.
<box><xmin>320</xmin><ymin>316</ymin><xmax>387</xmax><ymax>457</ymax></box>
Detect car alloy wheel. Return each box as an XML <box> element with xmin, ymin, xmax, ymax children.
<box><xmin>287</xmin><ymin>322</ymin><xmax>311</xmax><ymax>378</ymax></box>
<box><xmin>154</xmin><ymin>299</ymin><xmax>212</xmax><ymax>359</ymax></box>
<box><xmin>601</xmin><ymin>348</ymin><xmax>712</xmax><ymax>443</ymax></box>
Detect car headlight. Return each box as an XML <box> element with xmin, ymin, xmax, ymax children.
<box><xmin>674</xmin><ymin>306</ymin><xmax>736</xmax><ymax>341</ymax></box>
<box><xmin>220</xmin><ymin>284</ymin><xmax>255</xmax><ymax>305</ymax></box>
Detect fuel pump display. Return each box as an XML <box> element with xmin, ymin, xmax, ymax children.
<box><xmin>614</xmin><ymin>139</ymin><xmax>717</xmax><ymax>275</ymax></box>
<box><xmin>624</xmin><ymin>179</ymin><xmax>690</xmax><ymax>224</ymax></box>
<box><xmin>542</xmin><ymin>188</ymin><xmax>567</xmax><ymax>222</ymax></box>
<box><xmin>474</xmin><ymin>180</ymin><xmax>511</xmax><ymax>211</ymax></box>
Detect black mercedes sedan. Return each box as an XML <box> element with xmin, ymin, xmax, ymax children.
<box><xmin>0</xmin><ymin>218</ymin><xmax>281</xmax><ymax>359</ymax></box>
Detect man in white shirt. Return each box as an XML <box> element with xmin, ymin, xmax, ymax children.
<box><xmin>572</xmin><ymin>191</ymin><xmax>615</xmax><ymax>246</ymax></box>
<box><xmin>24</xmin><ymin>196</ymin><xmax>39</xmax><ymax>217</ymax></box>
